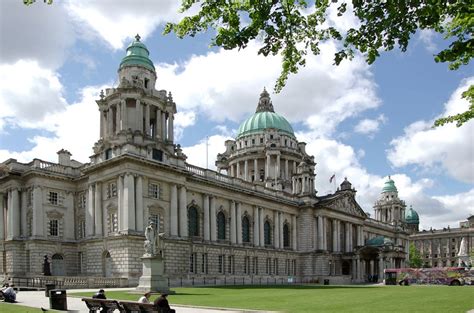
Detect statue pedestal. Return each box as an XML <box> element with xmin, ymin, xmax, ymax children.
<box><xmin>136</xmin><ymin>255</ymin><xmax>174</xmax><ymax>294</ymax></box>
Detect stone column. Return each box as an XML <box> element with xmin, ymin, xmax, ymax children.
<box><xmin>352</xmin><ymin>258</ymin><xmax>357</xmax><ymax>280</ymax></box>
<box><xmin>357</xmin><ymin>225</ymin><xmax>363</xmax><ymax>246</ymax></box>
<box><xmin>332</xmin><ymin>219</ymin><xmax>338</xmax><ymax>252</ymax></box>
<box><xmin>117</xmin><ymin>175</ymin><xmax>123</xmax><ymax>231</ymax></box>
<box><xmin>293</xmin><ymin>161</ymin><xmax>297</xmax><ymax>174</ymax></box>
<box><xmin>322</xmin><ymin>216</ymin><xmax>327</xmax><ymax>250</ymax></box>
<box><xmin>116</xmin><ymin>103</ymin><xmax>122</xmax><ymax>133</ymax></box>
<box><xmin>276</xmin><ymin>154</ymin><xmax>280</xmax><ymax>180</ymax></box>
<box><xmin>356</xmin><ymin>257</ymin><xmax>361</xmax><ymax>280</ymax></box>
<box><xmin>99</xmin><ymin>109</ymin><xmax>105</xmax><ymax>138</ymax></box>
<box><xmin>20</xmin><ymin>190</ymin><xmax>27</xmax><ymax>237</ymax></box>
<box><xmin>203</xmin><ymin>194</ymin><xmax>210</xmax><ymax>241</ymax></box>
<box><xmin>86</xmin><ymin>184</ymin><xmax>95</xmax><ymax>236</ymax></box>
<box><xmin>170</xmin><ymin>184</ymin><xmax>178</xmax><ymax>236</ymax></box>
<box><xmin>266</xmin><ymin>154</ymin><xmax>270</xmax><ymax>179</ymax></box>
<box><xmin>345</xmin><ymin>222</ymin><xmax>351</xmax><ymax>252</ymax></box>
<box><xmin>273</xmin><ymin>211</ymin><xmax>280</xmax><ymax>249</ymax></box>
<box><xmin>259</xmin><ymin>207</ymin><xmax>265</xmax><ymax>247</ymax></box>
<box><xmin>230</xmin><ymin>164</ymin><xmax>235</xmax><ymax>177</ymax></box>
<box><xmin>378</xmin><ymin>259</ymin><xmax>384</xmax><ymax>281</ymax></box>
<box><xmin>253</xmin><ymin>159</ymin><xmax>258</xmax><ymax>181</ymax></box>
<box><xmin>136</xmin><ymin>175</ymin><xmax>144</xmax><ymax>232</ymax></box>
<box><xmin>121</xmin><ymin>100</ymin><xmax>127</xmax><ymax>130</ymax></box>
<box><xmin>236</xmin><ymin>202</ymin><xmax>242</xmax><ymax>244</ymax></box>
<box><xmin>230</xmin><ymin>201</ymin><xmax>236</xmax><ymax>244</ymax></box>
<box><xmin>236</xmin><ymin>162</ymin><xmax>240</xmax><ymax>179</ymax></box>
<box><xmin>161</xmin><ymin>112</ymin><xmax>167</xmax><ymax>141</ymax></box>
<box><xmin>136</xmin><ymin>99</ymin><xmax>143</xmax><ymax>132</ymax></box>
<box><xmin>348</xmin><ymin>223</ymin><xmax>353</xmax><ymax>252</ymax></box>
<box><xmin>253</xmin><ymin>206</ymin><xmax>260</xmax><ymax>246</ymax></box>
<box><xmin>178</xmin><ymin>185</ymin><xmax>187</xmax><ymax>238</ymax></box>
<box><xmin>123</xmin><ymin>173</ymin><xmax>136</xmax><ymax>231</ymax></box>
<box><xmin>94</xmin><ymin>182</ymin><xmax>102</xmax><ymax>236</ymax></box>
<box><xmin>107</xmin><ymin>109</ymin><xmax>113</xmax><ymax>136</ymax></box>
<box><xmin>285</xmin><ymin>159</ymin><xmax>289</xmax><ymax>180</ymax></box>
<box><xmin>145</xmin><ymin>103</ymin><xmax>151</xmax><ymax>135</ymax></box>
<box><xmin>317</xmin><ymin>216</ymin><xmax>323</xmax><ymax>250</ymax></box>
<box><xmin>279</xmin><ymin>212</ymin><xmax>283</xmax><ymax>248</ymax></box>
<box><xmin>0</xmin><ymin>193</ymin><xmax>4</xmax><ymax>240</ymax></box>
<box><xmin>168</xmin><ymin>115</ymin><xmax>174</xmax><ymax>142</ymax></box>
<box><xmin>11</xmin><ymin>189</ymin><xmax>20</xmax><ymax>238</ymax></box>
<box><xmin>210</xmin><ymin>196</ymin><xmax>217</xmax><ymax>241</ymax></box>
<box><xmin>292</xmin><ymin>215</ymin><xmax>297</xmax><ymax>250</ymax></box>
<box><xmin>244</xmin><ymin>160</ymin><xmax>248</xmax><ymax>181</ymax></box>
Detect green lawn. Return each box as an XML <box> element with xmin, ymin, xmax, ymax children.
<box><xmin>71</xmin><ymin>284</ymin><xmax>474</xmax><ymax>313</ymax></box>
<box><xmin>0</xmin><ymin>302</ymin><xmax>59</xmax><ymax>312</ymax></box>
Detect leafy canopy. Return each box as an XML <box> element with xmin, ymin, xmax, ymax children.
<box><xmin>165</xmin><ymin>0</ymin><xmax>473</xmax><ymax>126</ymax></box>
<box><xmin>408</xmin><ymin>242</ymin><xmax>423</xmax><ymax>268</ymax></box>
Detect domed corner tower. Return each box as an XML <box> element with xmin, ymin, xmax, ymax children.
<box><xmin>216</xmin><ymin>88</ymin><xmax>316</xmax><ymax>195</ymax></box>
<box><xmin>373</xmin><ymin>176</ymin><xmax>407</xmax><ymax>225</ymax></box>
<box><xmin>91</xmin><ymin>34</ymin><xmax>185</xmax><ymax>166</ymax></box>
<box><xmin>405</xmin><ymin>205</ymin><xmax>420</xmax><ymax>233</ymax></box>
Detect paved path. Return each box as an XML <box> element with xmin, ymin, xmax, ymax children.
<box><xmin>13</xmin><ymin>288</ymin><xmax>273</xmax><ymax>313</ymax></box>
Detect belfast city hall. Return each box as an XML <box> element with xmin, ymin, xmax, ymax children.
<box><xmin>0</xmin><ymin>36</ymin><xmax>472</xmax><ymax>287</ymax></box>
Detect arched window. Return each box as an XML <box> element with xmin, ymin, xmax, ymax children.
<box><xmin>188</xmin><ymin>206</ymin><xmax>199</xmax><ymax>237</ymax></box>
<box><xmin>102</xmin><ymin>251</ymin><xmax>112</xmax><ymax>277</ymax></box>
<box><xmin>51</xmin><ymin>254</ymin><xmax>65</xmax><ymax>276</ymax></box>
<box><xmin>242</xmin><ymin>216</ymin><xmax>250</xmax><ymax>243</ymax></box>
<box><xmin>217</xmin><ymin>211</ymin><xmax>226</xmax><ymax>240</ymax></box>
<box><xmin>264</xmin><ymin>221</ymin><xmax>271</xmax><ymax>246</ymax></box>
<box><xmin>283</xmin><ymin>223</ymin><xmax>290</xmax><ymax>248</ymax></box>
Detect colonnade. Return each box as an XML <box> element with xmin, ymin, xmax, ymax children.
<box><xmin>374</xmin><ymin>206</ymin><xmax>405</xmax><ymax>223</ymax></box>
<box><xmin>316</xmin><ymin>216</ymin><xmax>363</xmax><ymax>252</ymax></box>
<box><xmin>100</xmin><ymin>99</ymin><xmax>174</xmax><ymax>142</ymax></box>
<box><xmin>229</xmin><ymin>155</ymin><xmax>298</xmax><ymax>182</ymax></box>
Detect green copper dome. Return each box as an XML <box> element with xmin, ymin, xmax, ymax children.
<box><xmin>382</xmin><ymin>176</ymin><xmax>398</xmax><ymax>193</ymax></box>
<box><xmin>405</xmin><ymin>205</ymin><xmax>420</xmax><ymax>224</ymax></box>
<box><xmin>366</xmin><ymin>236</ymin><xmax>394</xmax><ymax>247</ymax></box>
<box><xmin>119</xmin><ymin>34</ymin><xmax>155</xmax><ymax>72</ymax></box>
<box><xmin>236</xmin><ymin>89</ymin><xmax>295</xmax><ymax>139</ymax></box>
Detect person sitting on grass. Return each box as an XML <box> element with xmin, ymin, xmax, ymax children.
<box><xmin>153</xmin><ymin>292</ymin><xmax>175</xmax><ymax>313</ymax></box>
<box><xmin>92</xmin><ymin>289</ymin><xmax>106</xmax><ymax>299</ymax></box>
<box><xmin>0</xmin><ymin>283</ymin><xmax>16</xmax><ymax>303</ymax></box>
<box><xmin>138</xmin><ymin>292</ymin><xmax>151</xmax><ymax>303</ymax></box>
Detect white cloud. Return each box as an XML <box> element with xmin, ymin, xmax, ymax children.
<box><xmin>0</xmin><ymin>60</ymin><xmax>67</xmax><ymax>132</ymax></box>
<box><xmin>182</xmin><ymin>134</ymin><xmax>230</xmax><ymax>170</ymax></box>
<box><xmin>388</xmin><ymin>78</ymin><xmax>474</xmax><ymax>183</ymax></box>
<box><xmin>157</xmin><ymin>40</ymin><xmax>380</xmax><ymax>137</ymax></box>
<box><xmin>0</xmin><ymin>86</ymin><xmax>102</xmax><ymax>164</ymax></box>
<box><xmin>174</xmin><ymin>110</ymin><xmax>196</xmax><ymax>141</ymax></box>
<box><xmin>0</xmin><ymin>1</ymin><xmax>75</xmax><ymax>69</ymax></box>
<box><xmin>65</xmin><ymin>0</ymin><xmax>181</xmax><ymax>50</ymax></box>
<box><xmin>431</xmin><ymin>189</ymin><xmax>474</xmax><ymax>229</ymax></box>
<box><xmin>418</xmin><ymin>29</ymin><xmax>438</xmax><ymax>53</ymax></box>
<box><xmin>354</xmin><ymin>114</ymin><xmax>386</xmax><ymax>137</ymax></box>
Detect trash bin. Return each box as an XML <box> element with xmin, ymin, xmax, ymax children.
<box><xmin>323</xmin><ymin>279</ymin><xmax>330</xmax><ymax>285</ymax></box>
<box><xmin>50</xmin><ymin>289</ymin><xmax>67</xmax><ymax>311</ymax></box>
<box><xmin>45</xmin><ymin>284</ymin><xmax>56</xmax><ymax>297</ymax></box>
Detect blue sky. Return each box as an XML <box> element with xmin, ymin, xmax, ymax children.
<box><xmin>0</xmin><ymin>0</ymin><xmax>472</xmax><ymax>229</ymax></box>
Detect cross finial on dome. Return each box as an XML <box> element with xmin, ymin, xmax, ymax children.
<box><xmin>135</xmin><ymin>34</ymin><xmax>141</xmax><ymax>41</ymax></box>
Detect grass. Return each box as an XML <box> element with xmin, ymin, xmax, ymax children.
<box><xmin>70</xmin><ymin>284</ymin><xmax>474</xmax><ymax>313</ymax></box>
<box><xmin>0</xmin><ymin>302</ymin><xmax>61</xmax><ymax>312</ymax></box>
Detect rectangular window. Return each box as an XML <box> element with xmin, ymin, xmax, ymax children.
<box><xmin>105</xmin><ymin>148</ymin><xmax>112</xmax><ymax>160</ymax></box>
<box><xmin>266</xmin><ymin>258</ymin><xmax>271</xmax><ymax>275</ymax></box>
<box><xmin>106</xmin><ymin>183</ymin><xmax>117</xmax><ymax>199</ymax></box>
<box><xmin>285</xmin><ymin>259</ymin><xmax>289</xmax><ymax>275</ymax></box>
<box><xmin>218</xmin><ymin>255</ymin><xmax>225</xmax><ymax>274</ymax></box>
<box><xmin>252</xmin><ymin>139</ymin><xmax>255</xmax><ymax>145</ymax></box>
<box><xmin>78</xmin><ymin>193</ymin><xmax>86</xmax><ymax>209</ymax></box>
<box><xmin>48</xmin><ymin>192</ymin><xmax>58</xmax><ymax>205</ymax></box>
<box><xmin>108</xmin><ymin>213</ymin><xmax>118</xmax><ymax>234</ymax></box>
<box><xmin>228</xmin><ymin>255</ymin><xmax>234</xmax><ymax>274</ymax></box>
<box><xmin>292</xmin><ymin>260</ymin><xmax>296</xmax><ymax>275</ymax></box>
<box><xmin>202</xmin><ymin>253</ymin><xmax>208</xmax><ymax>274</ymax></box>
<box><xmin>78</xmin><ymin>219</ymin><xmax>86</xmax><ymax>239</ymax></box>
<box><xmin>244</xmin><ymin>256</ymin><xmax>250</xmax><ymax>274</ymax></box>
<box><xmin>253</xmin><ymin>257</ymin><xmax>258</xmax><ymax>275</ymax></box>
<box><xmin>260</xmin><ymin>138</ymin><xmax>263</xmax><ymax>144</ymax></box>
<box><xmin>149</xmin><ymin>214</ymin><xmax>160</xmax><ymax>231</ymax></box>
<box><xmin>189</xmin><ymin>253</ymin><xmax>197</xmax><ymax>273</ymax></box>
<box><xmin>148</xmin><ymin>183</ymin><xmax>160</xmax><ymax>199</ymax></box>
<box><xmin>152</xmin><ymin>149</ymin><xmax>163</xmax><ymax>161</ymax></box>
<box><xmin>274</xmin><ymin>258</ymin><xmax>279</xmax><ymax>275</ymax></box>
<box><xmin>49</xmin><ymin>219</ymin><xmax>58</xmax><ymax>236</ymax></box>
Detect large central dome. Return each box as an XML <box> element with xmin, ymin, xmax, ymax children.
<box><xmin>236</xmin><ymin>89</ymin><xmax>295</xmax><ymax>139</ymax></box>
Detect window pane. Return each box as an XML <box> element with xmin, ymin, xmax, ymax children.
<box><xmin>217</xmin><ymin>212</ymin><xmax>226</xmax><ymax>240</ymax></box>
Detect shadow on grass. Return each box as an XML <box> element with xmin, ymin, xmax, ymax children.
<box><xmin>187</xmin><ymin>284</ymin><xmax>380</xmax><ymax>290</ymax></box>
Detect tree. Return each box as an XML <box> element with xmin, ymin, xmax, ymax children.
<box><xmin>408</xmin><ymin>242</ymin><xmax>423</xmax><ymax>268</ymax></box>
<box><xmin>164</xmin><ymin>0</ymin><xmax>473</xmax><ymax>127</ymax></box>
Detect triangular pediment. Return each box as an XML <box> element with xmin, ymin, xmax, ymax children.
<box><xmin>321</xmin><ymin>193</ymin><xmax>367</xmax><ymax>218</ymax></box>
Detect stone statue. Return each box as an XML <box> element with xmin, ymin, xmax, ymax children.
<box><xmin>144</xmin><ymin>221</ymin><xmax>157</xmax><ymax>256</ymax></box>
<box><xmin>43</xmin><ymin>255</ymin><xmax>51</xmax><ymax>276</ymax></box>
<box><xmin>457</xmin><ymin>237</ymin><xmax>468</xmax><ymax>257</ymax></box>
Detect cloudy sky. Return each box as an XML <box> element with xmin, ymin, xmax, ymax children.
<box><xmin>0</xmin><ymin>1</ymin><xmax>472</xmax><ymax>230</ymax></box>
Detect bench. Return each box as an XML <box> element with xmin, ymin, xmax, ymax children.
<box><xmin>119</xmin><ymin>300</ymin><xmax>167</xmax><ymax>313</ymax></box>
<box><xmin>81</xmin><ymin>297</ymin><xmax>122</xmax><ymax>313</ymax></box>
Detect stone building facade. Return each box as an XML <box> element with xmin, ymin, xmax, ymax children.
<box><xmin>0</xmin><ymin>36</ymin><xmax>470</xmax><ymax>286</ymax></box>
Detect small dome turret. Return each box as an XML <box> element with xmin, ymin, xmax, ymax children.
<box><xmin>340</xmin><ymin>177</ymin><xmax>352</xmax><ymax>191</ymax></box>
<box><xmin>405</xmin><ymin>205</ymin><xmax>420</xmax><ymax>225</ymax></box>
<box><xmin>119</xmin><ymin>34</ymin><xmax>155</xmax><ymax>72</ymax></box>
<box><xmin>382</xmin><ymin>176</ymin><xmax>398</xmax><ymax>193</ymax></box>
